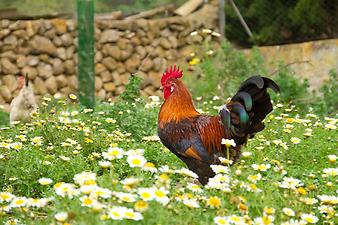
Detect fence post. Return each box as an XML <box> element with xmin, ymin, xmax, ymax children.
<box><xmin>77</xmin><ymin>0</ymin><xmax>95</xmax><ymax>108</ymax></box>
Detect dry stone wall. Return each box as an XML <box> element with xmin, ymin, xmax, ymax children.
<box><xmin>0</xmin><ymin>3</ymin><xmax>219</xmax><ymax>111</ymax></box>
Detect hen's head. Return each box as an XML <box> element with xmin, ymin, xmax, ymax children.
<box><xmin>161</xmin><ymin>65</ymin><xmax>183</xmax><ymax>99</ymax></box>
<box><xmin>17</xmin><ymin>75</ymin><xmax>28</xmax><ymax>90</ymax></box>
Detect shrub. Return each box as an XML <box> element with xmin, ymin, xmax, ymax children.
<box><xmin>98</xmin><ymin>75</ymin><xmax>159</xmax><ymax>141</ymax></box>
<box><xmin>185</xmin><ymin>41</ymin><xmax>337</xmax><ymax>116</ymax></box>
<box><xmin>184</xmin><ymin>42</ymin><xmax>267</xmax><ymax>100</ymax></box>
<box><xmin>315</xmin><ymin>69</ymin><xmax>338</xmax><ymax>115</ymax></box>
<box><xmin>0</xmin><ymin>110</ymin><xmax>9</xmax><ymax>127</ymax></box>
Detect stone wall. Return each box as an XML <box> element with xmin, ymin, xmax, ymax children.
<box><xmin>242</xmin><ymin>39</ymin><xmax>338</xmax><ymax>89</ymax></box>
<box><xmin>0</xmin><ymin>2</ymin><xmax>219</xmax><ymax>111</ymax></box>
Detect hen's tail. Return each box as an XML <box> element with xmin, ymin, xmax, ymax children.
<box><xmin>220</xmin><ymin>76</ymin><xmax>280</xmax><ymax>145</ymax></box>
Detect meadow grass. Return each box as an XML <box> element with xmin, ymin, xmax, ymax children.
<box><xmin>0</xmin><ymin>93</ymin><xmax>337</xmax><ymax>225</ymax></box>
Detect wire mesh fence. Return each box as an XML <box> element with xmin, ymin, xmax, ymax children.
<box><xmin>223</xmin><ymin>0</ymin><xmax>338</xmax><ymax>47</ymax></box>
<box><xmin>0</xmin><ymin>0</ymin><xmax>336</xmax><ymax>46</ymax></box>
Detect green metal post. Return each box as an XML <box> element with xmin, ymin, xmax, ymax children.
<box><xmin>77</xmin><ymin>0</ymin><xmax>95</xmax><ymax>108</ymax></box>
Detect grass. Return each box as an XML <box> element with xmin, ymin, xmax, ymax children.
<box><xmin>0</xmin><ymin>91</ymin><xmax>337</xmax><ymax>225</ymax></box>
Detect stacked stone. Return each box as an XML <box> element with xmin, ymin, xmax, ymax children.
<box><xmin>0</xmin><ymin>19</ymin><xmax>77</xmax><ymax>111</ymax></box>
<box><xmin>0</xmin><ymin>4</ymin><xmax>219</xmax><ymax>111</ymax></box>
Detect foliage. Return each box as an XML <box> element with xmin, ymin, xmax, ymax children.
<box><xmin>0</xmin><ymin>92</ymin><xmax>337</xmax><ymax>224</ymax></box>
<box><xmin>184</xmin><ymin>42</ymin><xmax>267</xmax><ymax>100</ymax></box>
<box><xmin>316</xmin><ymin>70</ymin><xmax>338</xmax><ymax>115</ymax></box>
<box><xmin>98</xmin><ymin>75</ymin><xmax>158</xmax><ymax>141</ymax></box>
<box><xmin>0</xmin><ymin>109</ymin><xmax>9</xmax><ymax>127</ymax></box>
<box><xmin>116</xmin><ymin>0</ymin><xmax>185</xmax><ymax>14</ymax></box>
<box><xmin>118</xmin><ymin>75</ymin><xmax>142</xmax><ymax>102</ymax></box>
<box><xmin>185</xmin><ymin>40</ymin><xmax>337</xmax><ymax>116</ymax></box>
<box><xmin>0</xmin><ymin>0</ymin><xmax>185</xmax><ymax>15</ymax></box>
<box><xmin>224</xmin><ymin>0</ymin><xmax>337</xmax><ymax>46</ymax></box>
<box><xmin>271</xmin><ymin>63</ymin><xmax>311</xmax><ymax>105</ymax></box>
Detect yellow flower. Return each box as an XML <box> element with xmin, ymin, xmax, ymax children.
<box><xmin>297</xmin><ymin>187</ymin><xmax>307</xmax><ymax>195</ymax></box>
<box><xmin>38</xmin><ymin>178</ymin><xmax>53</xmax><ymax>185</ymax></box>
<box><xmin>159</xmin><ymin>173</ymin><xmax>170</xmax><ymax>182</ymax></box>
<box><xmin>105</xmin><ymin>118</ymin><xmax>116</xmax><ymax>124</ymax></box>
<box><xmin>138</xmin><ymin>188</ymin><xmax>154</xmax><ymax>201</ymax></box>
<box><xmin>247</xmin><ymin>173</ymin><xmax>262</xmax><ymax>183</ymax></box>
<box><xmin>80</xmin><ymin>196</ymin><xmax>95</xmax><ymax>207</ymax></box>
<box><xmin>286</xmin><ymin>118</ymin><xmax>294</xmax><ymax>123</ymax></box>
<box><xmin>207</xmin><ymin>196</ymin><xmax>221</xmax><ymax>208</ymax></box>
<box><xmin>10</xmin><ymin>197</ymin><xmax>28</xmax><ymax>208</ymax></box>
<box><xmin>11</xmin><ymin>142</ymin><xmax>22</xmax><ymax>150</ymax></box>
<box><xmin>328</xmin><ymin>155</ymin><xmax>337</xmax><ymax>163</ymax></box>
<box><xmin>0</xmin><ymin>192</ymin><xmax>14</xmax><ymax>202</ymax></box>
<box><xmin>282</xmin><ymin>208</ymin><xmax>295</xmax><ymax>217</ymax></box>
<box><xmin>301</xmin><ymin>197</ymin><xmax>318</xmax><ymax>205</ymax></box>
<box><xmin>290</xmin><ymin>137</ymin><xmax>301</xmax><ymax>144</ymax></box>
<box><xmin>142</xmin><ymin>162</ymin><xmax>157</xmax><ymax>173</ymax></box>
<box><xmin>55</xmin><ymin>212</ymin><xmax>68</xmax><ymax>222</ymax></box>
<box><xmin>100</xmin><ymin>214</ymin><xmax>109</xmax><ymax>221</ymax></box>
<box><xmin>326</xmin><ymin>182</ymin><xmax>333</xmax><ymax>187</ymax></box>
<box><xmin>69</xmin><ymin>94</ymin><xmax>77</xmax><ymax>100</ymax></box>
<box><xmin>238</xmin><ymin>203</ymin><xmax>248</xmax><ymax>213</ymax></box>
<box><xmin>252</xmin><ymin>163</ymin><xmax>271</xmax><ymax>172</ymax></box>
<box><xmin>134</xmin><ymin>200</ymin><xmax>149</xmax><ymax>212</ymax></box>
<box><xmin>264</xmin><ymin>207</ymin><xmax>275</xmax><ymax>215</ymax></box>
<box><xmin>214</xmin><ymin>216</ymin><xmax>229</xmax><ymax>225</ymax></box>
<box><xmin>301</xmin><ymin>213</ymin><xmax>318</xmax><ymax>223</ymax></box>
<box><xmin>222</xmin><ymin>138</ymin><xmax>236</xmax><ymax>148</ymax></box>
<box><xmin>189</xmin><ymin>57</ymin><xmax>200</xmax><ymax>66</ymax></box>
<box><xmin>127</xmin><ymin>154</ymin><xmax>146</xmax><ymax>168</ymax></box>
<box><xmin>84</xmin><ymin>138</ymin><xmax>93</xmax><ymax>143</ymax></box>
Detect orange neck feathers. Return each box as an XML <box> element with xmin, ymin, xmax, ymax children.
<box><xmin>158</xmin><ymin>80</ymin><xmax>199</xmax><ymax>126</ymax></box>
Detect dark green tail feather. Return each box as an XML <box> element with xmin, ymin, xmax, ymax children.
<box><xmin>232</xmin><ymin>92</ymin><xmax>253</xmax><ymax>111</ymax></box>
<box><xmin>238</xmin><ymin>75</ymin><xmax>264</xmax><ymax>91</ymax></box>
<box><xmin>220</xmin><ymin>75</ymin><xmax>280</xmax><ymax>145</ymax></box>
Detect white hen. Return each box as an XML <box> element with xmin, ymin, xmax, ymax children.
<box><xmin>9</xmin><ymin>75</ymin><xmax>37</xmax><ymax>125</ymax></box>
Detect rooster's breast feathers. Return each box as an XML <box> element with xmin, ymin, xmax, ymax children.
<box><xmin>158</xmin><ymin>115</ymin><xmax>228</xmax><ymax>163</ymax></box>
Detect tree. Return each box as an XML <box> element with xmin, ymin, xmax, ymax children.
<box><xmin>224</xmin><ymin>0</ymin><xmax>337</xmax><ymax>46</ymax></box>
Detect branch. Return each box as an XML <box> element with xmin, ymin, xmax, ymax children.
<box><xmin>269</xmin><ymin>60</ymin><xmax>311</xmax><ymax>76</ymax></box>
<box><xmin>126</xmin><ymin>4</ymin><xmax>175</xmax><ymax>20</ymax></box>
<box><xmin>174</xmin><ymin>0</ymin><xmax>204</xmax><ymax>16</ymax></box>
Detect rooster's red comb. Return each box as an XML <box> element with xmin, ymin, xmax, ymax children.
<box><xmin>161</xmin><ymin>65</ymin><xmax>183</xmax><ymax>86</ymax></box>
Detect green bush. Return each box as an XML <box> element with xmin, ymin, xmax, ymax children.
<box><xmin>184</xmin><ymin>42</ymin><xmax>267</xmax><ymax>100</ymax></box>
<box><xmin>271</xmin><ymin>63</ymin><xmax>311</xmax><ymax>105</ymax></box>
<box><xmin>315</xmin><ymin>70</ymin><xmax>338</xmax><ymax>115</ymax></box>
<box><xmin>97</xmin><ymin>75</ymin><xmax>159</xmax><ymax>141</ymax></box>
<box><xmin>185</xmin><ymin>41</ymin><xmax>337</xmax><ymax>116</ymax></box>
<box><xmin>224</xmin><ymin>0</ymin><xmax>336</xmax><ymax>46</ymax></box>
<box><xmin>0</xmin><ymin>110</ymin><xmax>9</xmax><ymax>127</ymax></box>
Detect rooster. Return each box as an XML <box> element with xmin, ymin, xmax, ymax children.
<box><xmin>9</xmin><ymin>74</ymin><xmax>36</xmax><ymax>125</ymax></box>
<box><xmin>158</xmin><ymin>66</ymin><xmax>280</xmax><ymax>185</ymax></box>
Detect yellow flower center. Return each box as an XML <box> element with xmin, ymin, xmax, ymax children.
<box><xmin>155</xmin><ymin>190</ymin><xmax>165</xmax><ymax>198</ymax></box>
<box><xmin>124</xmin><ymin>212</ymin><xmax>134</xmax><ymax>218</ymax></box>
<box><xmin>0</xmin><ymin>193</ymin><xmax>10</xmax><ymax>200</ymax></box>
<box><xmin>83</xmin><ymin>198</ymin><xmax>92</xmax><ymax>205</ymax></box>
<box><xmin>132</xmin><ymin>159</ymin><xmax>141</xmax><ymax>165</ymax></box>
<box><xmin>135</xmin><ymin>201</ymin><xmax>148</xmax><ymax>208</ymax></box>
<box><xmin>112</xmin><ymin>211</ymin><xmax>120</xmax><ymax>218</ymax></box>
<box><xmin>15</xmin><ymin>199</ymin><xmax>24</xmax><ymax>205</ymax></box>
<box><xmin>208</xmin><ymin>197</ymin><xmax>221</xmax><ymax>207</ymax></box>
<box><xmin>84</xmin><ymin>180</ymin><xmax>96</xmax><ymax>185</ymax></box>
<box><xmin>141</xmin><ymin>192</ymin><xmax>151</xmax><ymax>199</ymax></box>
<box><xmin>145</xmin><ymin>162</ymin><xmax>155</xmax><ymax>168</ymax></box>
<box><xmin>217</xmin><ymin>219</ymin><xmax>227</xmax><ymax>225</ymax></box>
